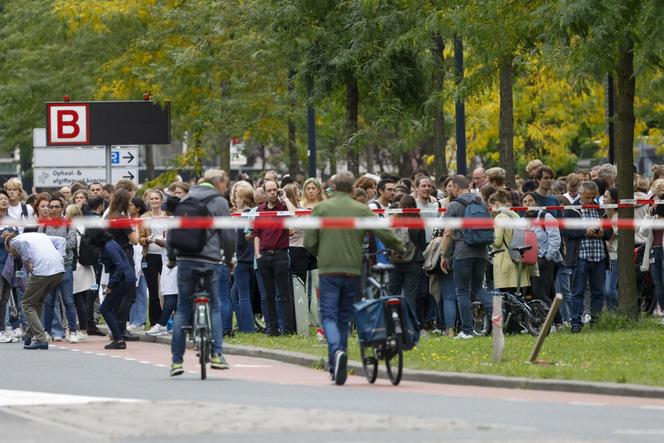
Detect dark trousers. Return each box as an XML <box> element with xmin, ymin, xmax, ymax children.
<box><xmin>117</xmin><ymin>283</ymin><xmax>137</xmax><ymax>336</ymax></box>
<box><xmin>100</xmin><ymin>282</ymin><xmax>131</xmax><ymax>340</ymax></box>
<box><xmin>531</xmin><ymin>257</ymin><xmax>556</xmax><ymax>302</ymax></box>
<box><xmin>388</xmin><ymin>262</ymin><xmax>426</xmax><ymax>324</ymax></box>
<box><xmin>143</xmin><ymin>254</ymin><xmax>163</xmax><ymax>326</ymax></box>
<box><xmin>73</xmin><ymin>290</ymin><xmax>89</xmax><ymax>331</ymax></box>
<box><xmin>257</xmin><ymin>250</ymin><xmax>294</xmax><ymax>334</ymax></box>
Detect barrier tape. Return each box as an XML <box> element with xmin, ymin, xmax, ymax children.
<box><xmin>1</xmin><ymin>216</ymin><xmax>662</xmax><ymax>231</ymax></box>
<box><xmin>232</xmin><ymin>200</ymin><xmax>658</xmax><ymax>217</ymax></box>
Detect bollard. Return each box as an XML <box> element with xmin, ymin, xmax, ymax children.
<box><xmin>529</xmin><ymin>293</ymin><xmax>563</xmax><ymax>363</ymax></box>
<box><xmin>492</xmin><ymin>295</ymin><xmax>504</xmax><ymax>362</ymax></box>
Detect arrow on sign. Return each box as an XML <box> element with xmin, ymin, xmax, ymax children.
<box><xmin>122</xmin><ymin>152</ymin><xmax>135</xmax><ymax>164</ymax></box>
<box><xmin>123</xmin><ymin>171</ymin><xmax>135</xmax><ymax>180</ymax></box>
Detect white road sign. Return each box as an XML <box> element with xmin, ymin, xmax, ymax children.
<box><xmin>33</xmin><ymin>147</ymin><xmax>138</xmax><ymax>168</ymax></box>
<box><xmin>33</xmin><ymin>167</ymin><xmax>139</xmax><ymax>187</ymax></box>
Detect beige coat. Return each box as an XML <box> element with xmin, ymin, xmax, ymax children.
<box><xmin>491</xmin><ymin>210</ymin><xmax>537</xmax><ymax>290</ymax></box>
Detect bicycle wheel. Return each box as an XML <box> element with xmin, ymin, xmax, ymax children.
<box><xmin>385</xmin><ymin>348</ymin><xmax>403</xmax><ymax>386</ymax></box>
<box><xmin>525</xmin><ymin>299</ymin><xmax>549</xmax><ymax>336</ymax></box>
<box><xmin>360</xmin><ymin>343</ymin><xmax>378</xmax><ymax>384</ymax></box>
<box><xmin>471</xmin><ymin>301</ymin><xmax>489</xmax><ymax>336</ymax></box>
<box><xmin>199</xmin><ymin>333</ymin><xmax>208</xmax><ymax>380</ymax></box>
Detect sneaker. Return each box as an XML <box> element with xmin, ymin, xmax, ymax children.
<box><xmin>123</xmin><ymin>332</ymin><xmax>140</xmax><ymax>342</ymax></box>
<box><xmin>127</xmin><ymin>323</ymin><xmax>145</xmax><ymax>332</ymax></box>
<box><xmin>76</xmin><ymin>331</ymin><xmax>88</xmax><ymax>341</ymax></box>
<box><xmin>333</xmin><ymin>350</ymin><xmax>348</xmax><ymax>386</ymax></box>
<box><xmin>582</xmin><ymin>314</ymin><xmax>591</xmax><ymax>324</ymax></box>
<box><xmin>104</xmin><ymin>340</ymin><xmax>126</xmax><ymax>350</ymax></box>
<box><xmin>170</xmin><ymin>363</ymin><xmax>184</xmax><ymax>377</ymax></box>
<box><xmin>0</xmin><ymin>331</ymin><xmax>12</xmax><ymax>343</ymax></box>
<box><xmin>24</xmin><ymin>341</ymin><xmax>48</xmax><ymax>350</ymax></box>
<box><xmin>571</xmin><ymin>324</ymin><xmax>582</xmax><ymax>334</ymax></box>
<box><xmin>12</xmin><ymin>327</ymin><xmax>23</xmax><ymax>338</ymax></box>
<box><xmin>146</xmin><ymin>324</ymin><xmax>168</xmax><ymax>336</ymax></box>
<box><xmin>210</xmin><ymin>354</ymin><xmax>230</xmax><ymax>370</ymax></box>
<box><xmin>454</xmin><ymin>332</ymin><xmax>474</xmax><ymax>340</ymax></box>
<box><xmin>67</xmin><ymin>333</ymin><xmax>79</xmax><ymax>343</ymax></box>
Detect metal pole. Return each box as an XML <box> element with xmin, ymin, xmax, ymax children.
<box><xmin>307</xmin><ymin>76</ymin><xmax>317</xmax><ymax>178</ymax></box>
<box><xmin>605</xmin><ymin>74</ymin><xmax>616</xmax><ymax>164</ymax></box>
<box><xmin>105</xmin><ymin>145</ymin><xmax>112</xmax><ymax>184</ymax></box>
<box><xmin>454</xmin><ymin>37</ymin><xmax>467</xmax><ymax>175</ymax></box>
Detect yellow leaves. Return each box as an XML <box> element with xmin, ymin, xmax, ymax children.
<box><xmin>54</xmin><ymin>0</ymin><xmax>157</xmax><ymax>33</ymax></box>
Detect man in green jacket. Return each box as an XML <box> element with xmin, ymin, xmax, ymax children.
<box><xmin>304</xmin><ymin>172</ymin><xmax>403</xmax><ymax>385</ymax></box>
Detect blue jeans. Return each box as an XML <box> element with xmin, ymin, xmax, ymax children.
<box><xmin>571</xmin><ymin>259</ymin><xmax>606</xmax><ymax>327</ymax></box>
<box><xmin>453</xmin><ymin>257</ymin><xmax>487</xmax><ymax>335</ymax></box>
<box><xmin>130</xmin><ymin>275</ymin><xmax>148</xmax><ymax>326</ymax></box>
<box><xmin>231</xmin><ymin>262</ymin><xmax>255</xmax><ymax>333</ymax></box>
<box><xmin>439</xmin><ymin>270</ymin><xmax>457</xmax><ymax>330</ymax></box>
<box><xmin>319</xmin><ymin>275</ymin><xmax>359</xmax><ymax>373</ymax></box>
<box><xmin>217</xmin><ymin>264</ymin><xmax>233</xmax><ymax>335</ymax></box>
<box><xmin>649</xmin><ymin>247</ymin><xmax>664</xmax><ymax>312</ymax></box>
<box><xmin>43</xmin><ymin>265</ymin><xmax>77</xmax><ymax>334</ymax></box>
<box><xmin>172</xmin><ymin>260</ymin><xmax>223</xmax><ymax>364</ymax></box>
<box><xmin>605</xmin><ymin>259</ymin><xmax>618</xmax><ymax>311</ymax></box>
<box><xmin>555</xmin><ymin>265</ymin><xmax>573</xmax><ymax>322</ymax></box>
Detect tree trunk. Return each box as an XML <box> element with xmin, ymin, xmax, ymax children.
<box><xmin>219</xmin><ymin>134</ymin><xmax>231</xmax><ymax>173</ymax></box>
<box><xmin>145</xmin><ymin>144</ymin><xmax>155</xmax><ymax>181</ymax></box>
<box><xmin>615</xmin><ymin>38</ymin><xmax>638</xmax><ymax>320</ymax></box>
<box><xmin>499</xmin><ymin>55</ymin><xmax>516</xmax><ymax>188</ymax></box>
<box><xmin>287</xmin><ymin>69</ymin><xmax>300</xmax><ymax>173</ymax></box>
<box><xmin>366</xmin><ymin>144</ymin><xmax>375</xmax><ymax>174</ymax></box>
<box><xmin>345</xmin><ymin>71</ymin><xmax>360</xmax><ymax>176</ymax></box>
<box><xmin>432</xmin><ymin>34</ymin><xmax>447</xmax><ymax>179</ymax></box>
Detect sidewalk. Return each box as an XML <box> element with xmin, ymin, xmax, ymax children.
<box><xmin>129</xmin><ymin>329</ymin><xmax>664</xmax><ymax>399</ymax></box>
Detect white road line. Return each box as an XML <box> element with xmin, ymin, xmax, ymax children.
<box><xmin>70</xmin><ymin>349</ymin><xmax>80</xmax><ymax>352</ymax></box>
<box><xmin>138</xmin><ymin>361</ymin><xmax>151</xmax><ymax>364</ymax></box>
<box><xmin>124</xmin><ymin>357</ymin><xmax>136</xmax><ymax>361</ymax></box>
<box><xmin>95</xmin><ymin>353</ymin><xmax>106</xmax><ymax>356</ymax></box>
<box><xmin>640</xmin><ymin>405</ymin><xmax>664</xmax><ymax>411</ymax></box>
<box><xmin>109</xmin><ymin>355</ymin><xmax>121</xmax><ymax>358</ymax></box>
<box><xmin>154</xmin><ymin>364</ymin><xmax>166</xmax><ymax>368</ymax></box>
<box><xmin>569</xmin><ymin>402</ymin><xmax>605</xmax><ymax>407</ymax></box>
<box><xmin>0</xmin><ymin>389</ymin><xmax>141</xmax><ymax>407</ymax></box>
<box><xmin>82</xmin><ymin>351</ymin><xmax>93</xmax><ymax>354</ymax></box>
<box><xmin>504</xmin><ymin>398</ymin><xmax>530</xmax><ymax>402</ymax></box>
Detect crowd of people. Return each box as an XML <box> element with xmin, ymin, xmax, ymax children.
<box><xmin>0</xmin><ymin>159</ymin><xmax>662</xmax><ymax>381</ymax></box>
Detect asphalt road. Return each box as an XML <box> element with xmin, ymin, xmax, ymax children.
<box><xmin>1</xmin><ymin>337</ymin><xmax>663</xmax><ymax>443</ymax></box>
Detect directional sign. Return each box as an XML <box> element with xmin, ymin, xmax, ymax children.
<box><xmin>33</xmin><ymin>147</ymin><xmax>138</xmax><ymax>168</ymax></box>
<box><xmin>33</xmin><ymin>167</ymin><xmax>139</xmax><ymax>187</ymax></box>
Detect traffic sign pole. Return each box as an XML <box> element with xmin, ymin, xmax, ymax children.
<box><xmin>105</xmin><ymin>145</ymin><xmax>112</xmax><ymax>184</ymax></box>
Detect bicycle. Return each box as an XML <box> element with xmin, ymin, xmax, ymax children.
<box><xmin>475</xmin><ymin>247</ymin><xmax>549</xmax><ymax>336</ymax></box>
<box><xmin>353</xmin><ymin>250</ymin><xmax>417</xmax><ymax>385</ymax></box>
<box><xmin>182</xmin><ymin>268</ymin><xmax>214</xmax><ymax>380</ymax></box>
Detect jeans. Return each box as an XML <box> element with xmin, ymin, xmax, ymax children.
<box><xmin>172</xmin><ymin>260</ymin><xmax>223</xmax><ymax>364</ymax></box>
<box><xmin>129</xmin><ymin>275</ymin><xmax>148</xmax><ymax>326</ymax></box>
<box><xmin>43</xmin><ymin>265</ymin><xmax>78</xmax><ymax>334</ymax></box>
<box><xmin>100</xmin><ymin>281</ymin><xmax>131</xmax><ymax>340</ymax></box>
<box><xmin>143</xmin><ymin>254</ymin><xmax>163</xmax><ymax>326</ymax></box>
<box><xmin>0</xmin><ymin>277</ymin><xmax>10</xmax><ymax>331</ymax></box>
<box><xmin>649</xmin><ymin>247</ymin><xmax>664</xmax><ymax>313</ymax></box>
<box><xmin>388</xmin><ymin>262</ymin><xmax>423</xmax><ymax>321</ymax></box>
<box><xmin>439</xmin><ymin>270</ymin><xmax>457</xmax><ymax>330</ymax></box>
<box><xmin>319</xmin><ymin>275</ymin><xmax>359</xmax><ymax>373</ymax></box>
<box><xmin>257</xmin><ymin>250</ymin><xmax>294</xmax><ymax>334</ymax></box>
<box><xmin>571</xmin><ymin>259</ymin><xmax>606</xmax><ymax>327</ymax></box>
<box><xmin>453</xmin><ymin>257</ymin><xmax>487</xmax><ymax>335</ymax></box>
<box><xmin>255</xmin><ymin>269</ymin><xmax>270</xmax><ymax>330</ymax></box>
<box><xmin>605</xmin><ymin>259</ymin><xmax>618</xmax><ymax>311</ymax></box>
<box><xmin>231</xmin><ymin>262</ymin><xmax>255</xmax><ymax>332</ymax></box>
<box><xmin>218</xmin><ymin>263</ymin><xmax>233</xmax><ymax>334</ymax></box>
<box><xmin>157</xmin><ymin>294</ymin><xmax>177</xmax><ymax>326</ymax></box>
<box><xmin>555</xmin><ymin>265</ymin><xmax>573</xmax><ymax>323</ymax></box>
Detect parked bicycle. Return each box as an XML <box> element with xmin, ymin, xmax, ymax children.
<box><xmin>182</xmin><ymin>268</ymin><xmax>214</xmax><ymax>380</ymax></box>
<box><xmin>474</xmin><ymin>247</ymin><xmax>549</xmax><ymax>336</ymax></box>
<box><xmin>353</xmin><ymin>250</ymin><xmax>419</xmax><ymax>385</ymax></box>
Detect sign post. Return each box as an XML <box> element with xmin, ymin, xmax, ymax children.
<box><xmin>106</xmin><ymin>145</ymin><xmax>112</xmax><ymax>184</ymax></box>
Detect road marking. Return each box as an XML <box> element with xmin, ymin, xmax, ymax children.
<box><xmin>640</xmin><ymin>405</ymin><xmax>664</xmax><ymax>411</ymax></box>
<box><xmin>614</xmin><ymin>429</ymin><xmax>664</xmax><ymax>435</ymax></box>
<box><xmin>70</xmin><ymin>349</ymin><xmax>80</xmax><ymax>352</ymax></box>
<box><xmin>110</xmin><ymin>355</ymin><xmax>121</xmax><ymax>358</ymax></box>
<box><xmin>569</xmin><ymin>402</ymin><xmax>605</xmax><ymax>407</ymax></box>
<box><xmin>95</xmin><ymin>353</ymin><xmax>106</xmax><ymax>356</ymax></box>
<box><xmin>154</xmin><ymin>364</ymin><xmax>166</xmax><ymax>368</ymax></box>
<box><xmin>83</xmin><ymin>351</ymin><xmax>93</xmax><ymax>354</ymax></box>
<box><xmin>233</xmin><ymin>364</ymin><xmax>272</xmax><ymax>368</ymax></box>
<box><xmin>124</xmin><ymin>357</ymin><xmax>136</xmax><ymax>361</ymax></box>
<box><xmin>504</xmin><ymin>398</ymin><xmax>530</xmax><ymax>402</ymax></box>
<box><xmin>138</xmin><ymin>361</ymin><xmax>151</xmax><ymax>364</ymax></box>
<box><xmin>0</xmin><ymin>389</ymin><xmax>141</xmax><ymax>407</ymax></box>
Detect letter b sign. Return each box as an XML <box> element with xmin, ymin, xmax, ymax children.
<box><xmin>47</xmin><ymin>103</ymin><xmax>89</xmax><ymax>145</ymax></box>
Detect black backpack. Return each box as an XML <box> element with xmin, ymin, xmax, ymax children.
<box><xmin>78</xmin><ymin>228</ymin><xmax>104</xmax><ymax>266</ymax></box>
<box><xmin>168</xmin><ymin>194</ymin><xmax>217</xmax><ymax>254</ymax></box>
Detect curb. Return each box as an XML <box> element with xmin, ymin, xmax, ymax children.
<box><xmin>132</xmin><ymin>330</ymin><xmax>664</xmax><ymax>399</ymax></box>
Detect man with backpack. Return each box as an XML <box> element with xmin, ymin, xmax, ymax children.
<box><xmin>166</xmin><ymin>169</ymin><xmax>236</xmax><ymax>376</ymax></box>
<box><xmin>439</xmin><ymin>175</ymin><xmax>492</xmax><ymax>340</ymax></box>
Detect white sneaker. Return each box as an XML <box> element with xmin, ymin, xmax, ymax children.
<box><xmin>12</xmin><ymin>327</ymin><xmax>23</xmax><ymax>339</ymax></box>
<box><xmin>77</xmin><ymin>331</ymin><xmax>88</xmax><ymax>340</ymax></box>
<box><xmin>127</xmin><ymin>323</ymin><xmax>145</xmax><ymax>332</ymax></box>
<box><xmin>0</xmin><ymin>331</ymin><xmax>12</xmax><ymax>343</ymax></box>
<box><xmin>146</xmin><ymin>324</ymin><xmax>168</xmax><ymax>336</ymax></box>
<box><xmin>53</xmin><ymin>335</ymin><xmax>64</xmax><ymax>342</ymax></box>
<box><xmin>454</xmin><ymin>332</ymin><xmax>474</xmax><ymax>340</ymax></box>
<box><xmin>67</xmin><ymin>333</ymin><xmax>79</xmax><ymax>343</ymax></box>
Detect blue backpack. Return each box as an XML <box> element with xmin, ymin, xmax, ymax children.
<box><xmin>459</xmin><ymin>198</ymin><xmax>494</xmax><ymax>247</ymax></box>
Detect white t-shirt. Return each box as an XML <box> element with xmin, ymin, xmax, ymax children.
<box><xmin>10</xmin><ymin>233</ymin><xmax>65</xmax><ymax>276</ymax></box>
<box><xmin>160</xmin><ymin>250</ymin><xmax>178</xmax><ymax>295</ymax></box>
<box><xmin>7</xmin><ymin>202</ymin><xmax>34</xmax><ymax>221</ymax></box>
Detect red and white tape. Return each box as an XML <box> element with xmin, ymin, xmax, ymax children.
<box><xmin>2</xmin><ymin>216</ymin><xmax>663</xmax><ymax>231</ymax></box>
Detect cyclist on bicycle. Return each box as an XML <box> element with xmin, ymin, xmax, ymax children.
<box><xmin>166</xmin><ymin>169</ymin><xmax>236</xmax><ymax>376</ymax></box>
<box><xmin>304</xmin><ymin>172</ymin><xmax>404</xmax><ymax>385</ymax></box>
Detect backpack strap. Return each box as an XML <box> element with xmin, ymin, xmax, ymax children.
<box><xmin>20</xmin><ymin>203</ymin><xmax>28</xmax><ymax>219</ymax></box>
